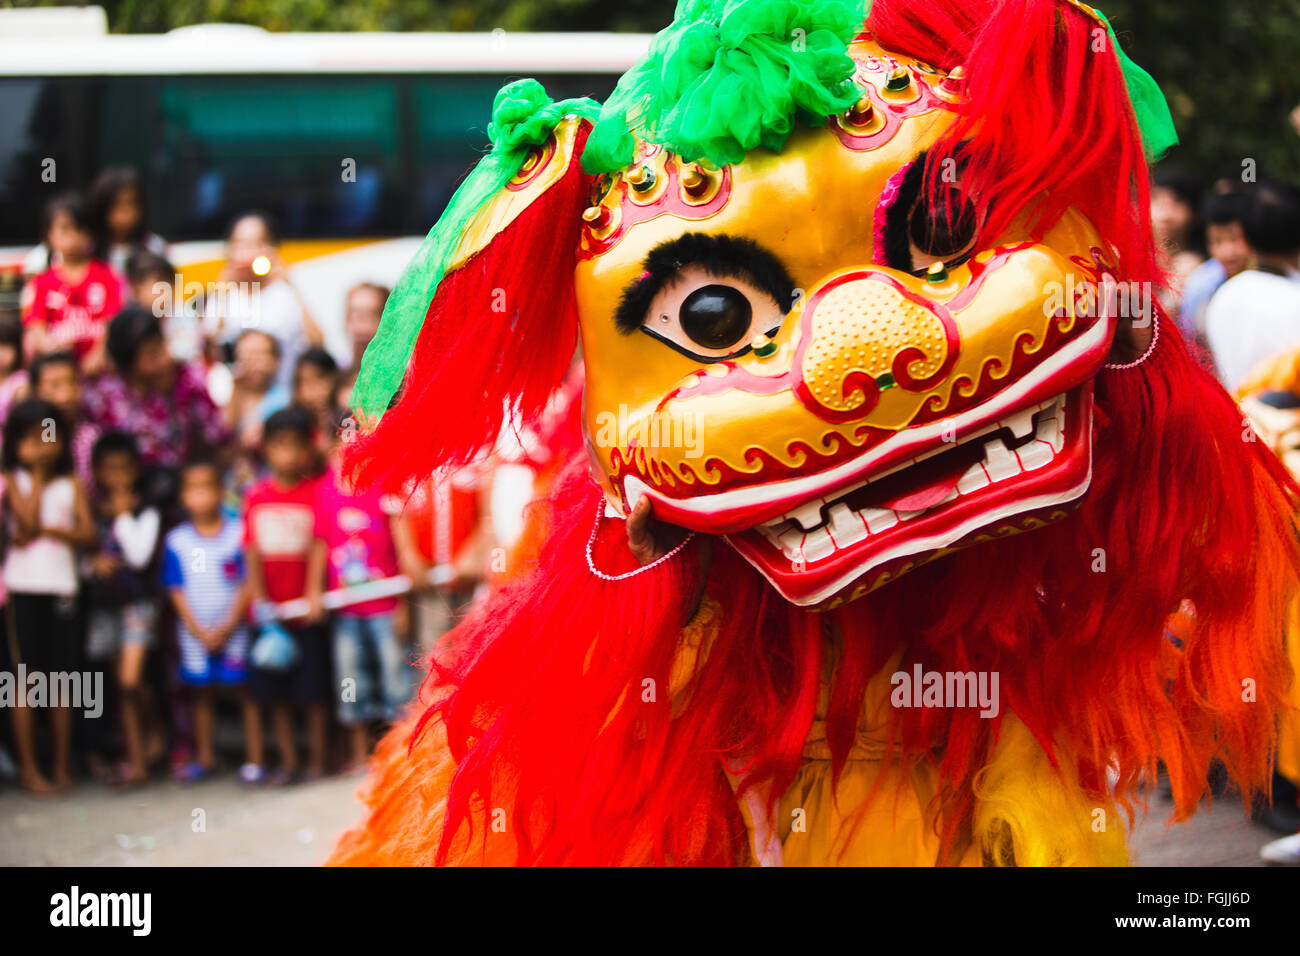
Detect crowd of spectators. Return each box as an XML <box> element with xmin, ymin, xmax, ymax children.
<box><xmin>0</xmin><ymin>166</ymin><xmax>494</xmax><ymax>793</ymax></box>
<box><xmin>1150</xmin><ymin>164</ymin><xmax>1300</xmax><ymax>395</ymax></box>
<box><xmin>1150</xmin><ymin>162</ymin><xmax>1300</xmax><ymax>863</ymax></box>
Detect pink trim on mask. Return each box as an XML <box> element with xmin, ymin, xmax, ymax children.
<box><xmin>873</xmin><ymin>161</ymin><xmax>915</xmax><ymax>265</ymax></box>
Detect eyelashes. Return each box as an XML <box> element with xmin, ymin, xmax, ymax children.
<box><xmin>911</xmin><ymin>186</ymin><xmax>977</xmax><ymax>261</ymax></box>
<box><xmin>614</xmin><ymin>233</ymin><xmax>795</xmax><ymax>335</ymax></box>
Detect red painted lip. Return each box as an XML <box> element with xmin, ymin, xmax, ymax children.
<box><xmin>724</xmin><ymin>384</ymin><xmax>1094</xmax><ymax>608</ymax></box>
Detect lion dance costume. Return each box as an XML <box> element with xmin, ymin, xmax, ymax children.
<box><xmin>329</xmin><ymin>0</ymin><xmax>1300</xmax><ymax>865</ymax></box>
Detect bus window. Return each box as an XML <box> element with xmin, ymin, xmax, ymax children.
<box><xmin>0</xmin><ymin>69</ymin><xmax>621</xmax><ymax>249</ymax></box>
<box><xmin>158</xmin><ymin>76</ymin><xmax>402</xmax><ymax>238</ymax></box>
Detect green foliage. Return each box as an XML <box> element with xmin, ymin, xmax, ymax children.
<box><xmin>1100</xmin><ymin>0</ymin><xmax>1300</xmax><ymax>183</ymax></box>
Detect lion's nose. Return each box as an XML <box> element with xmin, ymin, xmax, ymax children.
<box><xmin>786</xmin><ymin>269</ymin><xmax>958</xmax><ymax>423</ymax></box>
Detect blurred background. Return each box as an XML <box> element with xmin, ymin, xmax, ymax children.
<box><xmin>0</xmin><ymin>2</ymin><xmax>657</xmax><ymax>351</ymax></box>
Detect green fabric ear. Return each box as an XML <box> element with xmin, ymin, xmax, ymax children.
<box><xmin>581</xmin><ymin>0</ymin><xmax>870</xmax><ymax>175</ymax></box>
<box><xmin>1091</xmin><ymin>6</ymin><xmax>1179</xmax><ymax>161</ymax></box>
<box><xmin>351</xmin><ymin>79</ymin><xmax>601</xmax><ymax>424</ymax></box>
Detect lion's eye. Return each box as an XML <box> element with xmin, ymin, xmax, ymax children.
<box><xmin>637</xmin><ymin>266</ymin><xmax>786</xmax><ymax>363</ymax></box>
<box><xmin>679</xmin><ymin>284</ymin><xmax>753</xmax><ymax>351</ymax></box>
<box><xmin>909</xmin><ymin>186</ymin><xmax>977</xmax><ymax>262</ymax></box>
<box><xmin>876</xmin><ymin>148</ymin><xmax>980</xmax><ymax>275</ymax></box>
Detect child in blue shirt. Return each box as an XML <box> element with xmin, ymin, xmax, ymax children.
<box><xmin>161</xmin><ymin>457</ymin><xmax>257</xmax><ymax>781</ymax></box>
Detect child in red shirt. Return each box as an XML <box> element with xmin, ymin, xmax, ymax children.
<box><xmin>242</xmin><ymin>405</ymin><xmax>327</xmax><ymax>784</ymax></box>
<box><xmin>21</xmin><ymin>194</ymin><xmax>120</xmax><ymax>376</ymax></box>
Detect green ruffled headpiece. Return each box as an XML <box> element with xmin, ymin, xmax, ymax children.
<box><xmin>581</xmin><ymin>0</ymin><xmax>869</xmax><ymax>173</ymax></box>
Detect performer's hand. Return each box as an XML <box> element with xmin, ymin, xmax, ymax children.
<box><xmin>626</xmin><ymin>495</ymin><xmax>690</xmax><ymax>565</ymax></box>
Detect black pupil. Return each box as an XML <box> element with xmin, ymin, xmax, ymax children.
<box><xmin>910</xmin><ymin>187</ymin><xmax>976</xmax><ymax>259</ymax></box>
<box><xmin>679</xmin><ymin>285</ymin><xmax>752</xmax><ymax>351</ymax></box>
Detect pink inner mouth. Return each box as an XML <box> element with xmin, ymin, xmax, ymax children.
<box><xmin>871</xmin><ymin>455</ymin><xmax>971</xmax><ymax>513</ymax></box>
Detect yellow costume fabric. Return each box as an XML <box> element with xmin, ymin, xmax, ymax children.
<box><xmin>674</xmin><ymin>598</ymin><xmax>1130</xmax><ymax>866</ymax></box>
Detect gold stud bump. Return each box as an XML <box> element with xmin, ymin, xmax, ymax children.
<box><xmin>680</xmin><ymin>164</ymin><xmax>709</xmax><ymax>196</ymax></box>
<box><xmin>582</xmin><ymin>205</ymin><xmax>611</xmax><ymax>228</ymax></box>
<box><xmin>627</xmin><ymin>164</ymin><xmax>656</xmax><ymax>192</ymax></box>
<box><xmin>845</xmin><ymin>94</ymin><xmax>875</xmax><ymax>126</ymax></box>
<box><xmin>885</xmin><ymin>67</ymin><xmax>911</xmax><ymax>92</ymax></box>
<box><xmin>940</xmin><ymin>65</ymin><xmax>965</xmax><ymax>95</ymax></box>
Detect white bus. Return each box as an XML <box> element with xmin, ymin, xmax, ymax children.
<box><xmin>0</xmin><ymin>8</ymin><xmax>648</xmax><ymax>355</ymax></box>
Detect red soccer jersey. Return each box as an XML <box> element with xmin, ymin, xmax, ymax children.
<box><xmin>243</xmin><ymin>475</ymin><xmax>320</xmax><ymax>604</ymax></box>
<box><xmin>21</xmin><ymin>260</ymin><xmax>122</xmax><ymax>360</ymax></box>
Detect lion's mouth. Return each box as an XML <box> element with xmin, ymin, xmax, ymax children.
<box><xmin>724</xmin><ymin>386</ymin><xmax>1093</xmax><ymax>606</ymax></box>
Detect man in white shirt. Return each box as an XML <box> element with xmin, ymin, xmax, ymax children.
<box><xmin>1205</xmin><ymin>181</ymin><xmax>1300</xmax><ymax>392</ymax></box>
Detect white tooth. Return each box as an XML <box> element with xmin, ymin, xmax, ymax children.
<box><xmin>776</xmin><ymin>524</ymin><xmax>806</xmax><ymax>561</ymax></box>
<box><xmin>827</xmin><ymin>503</ymin><xmax>869</xmax><ymax>548</ymax></box>
<box><xmin>1015</xmin><ymin>440</ymin><xmax>1053</xmax><ymax>471</ymax></box>
<box><xmin>800</xmin><ymin>526</ymin><xmax>836</xmax><ymax>563</ymax></box>
<box><xmin>1040</xmin><ymin>412</ymin><xmax>1064</xmax><ymax>453</ymax></box>
<box><xmin>1003</xmin><ymin>407</ymin><xmax>1036</xmax><ymax>439</ymax></box>
<box><xmin>787</xmin><ymin>498</ymin><xmax>827</xmax><ymax>531</ymax></box>
<box><xmin>983</xmin><ymin>437</ymin><xmax>1021</xmax><ymax>482</ymax></box>
<box><xmin>861</xmin><ymin>507</ymin><xmax>899</xmax><ymax>534</ymax></box>
<box><xmin>1041</xmin><ymin>402</ymin><xmax>1065</xmax><ymax>453</ymax></box>
<box><xmin>897</xmin><ymin>508</ymin><xmax>926</xmax><ymax>521</ymax></box>
<box><xmin>757</xmin><ymin>520</ymin><xmax>791</xmax><ymax>547</ymax></box>
<box><xmin>956</xmin><ymin>461</ymin><xmax>990</xmax><ymax>494</ymax></box>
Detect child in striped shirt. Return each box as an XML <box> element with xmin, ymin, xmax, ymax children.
<box><xmin>160</xmin><ymin>457</ymin><xmax>256</xmax><ymax>781</ymax></box>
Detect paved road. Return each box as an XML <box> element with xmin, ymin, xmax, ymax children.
<box><xmin>0</xmin><ymin>772</ymin><xmax>1288</xmax><ymax>866</ymax></box>
<box><xmin>1128</xmin><ymin>794</ymin><xmax>1280</xmax><ymax>867</ymax></box>
<box><xmin>0</xmin><ymin>774</ymin><xmax>364</xmax><ymax>866</ymax></box>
